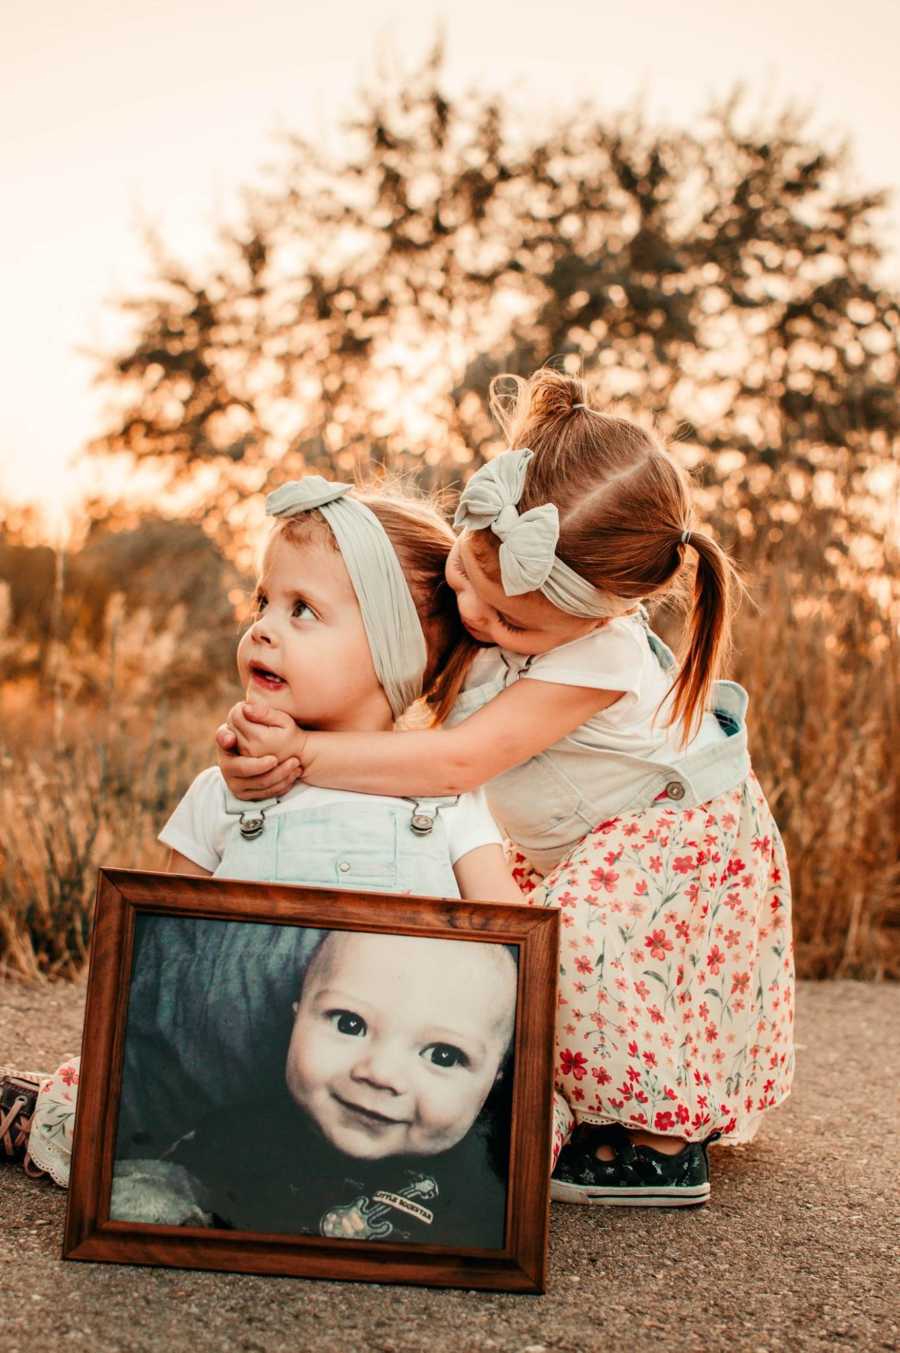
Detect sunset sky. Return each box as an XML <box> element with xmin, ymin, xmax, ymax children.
<box><xmin>2</xmin><ymin>0</ymin><xmax>898</xmax><ymax>532</ymax></box>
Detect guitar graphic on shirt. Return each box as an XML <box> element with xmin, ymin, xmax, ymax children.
<box><xmin>320</xmin><ymin>1174</ymin><xmax>439</xmax><ymax>1240</ymax></box>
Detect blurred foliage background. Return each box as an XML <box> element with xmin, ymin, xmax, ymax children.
<box><xmin>1</xmin><ymin>52</ymin><xmax>897</xmax><ymax>979</ymax></box>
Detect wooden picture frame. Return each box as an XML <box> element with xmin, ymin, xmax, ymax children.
<box><xmin>64</xmin><ymin>868</ymin><xmax>558</xmax><ymax>1293</ymax></box>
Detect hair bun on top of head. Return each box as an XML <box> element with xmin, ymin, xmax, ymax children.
<box><xmin>490</xmin><ymin>367</ymin><xmax>592</xmax><ymax>442</ymax></box>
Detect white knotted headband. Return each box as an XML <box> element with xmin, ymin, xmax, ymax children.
<box><xmin>266</xmin><ymin>478</ymin><xmax>428</xmax><ymax>720</ymax></box>
<box><xmin>453</xmin><ymin>449</ymin><xmax>631</xmax><ymax>619</ymax></box>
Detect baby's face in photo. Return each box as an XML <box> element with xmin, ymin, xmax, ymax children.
<box><xmin>285</xmin><ymin>931</ymin><xmax>517</xmax><ymax>1160</ymax></box>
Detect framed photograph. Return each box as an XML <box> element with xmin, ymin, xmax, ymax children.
<box><xmin>63</xmin><ymin>869</ymin><xmax>558</xmax><ymax>1293</ymax></box>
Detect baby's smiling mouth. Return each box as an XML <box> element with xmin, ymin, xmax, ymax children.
<box><xmin>331</xmin><ymin>1092</ymin><xmax>407</xmax><ymax>1129</ymax></box>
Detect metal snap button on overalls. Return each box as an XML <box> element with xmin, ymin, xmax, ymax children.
<box><xmin>409</xmin><ymin>804</ymin><xmax>437</xmax><ymax>836</ymax></box>
<box><xmin>665</xmin><ymin>780</ymin><xmax>685</xmax><ymax>801</ymax></box>
<box><xmin>239</xmin><ymin>810</ymin><xmax>267</xmax><ymax>840</ymax></box>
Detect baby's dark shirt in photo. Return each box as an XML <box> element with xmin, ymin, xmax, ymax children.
<box><xmin>169</xmin><ymin>1087</ymin><xmax>508</xmax><ymax>1249</ymax></box>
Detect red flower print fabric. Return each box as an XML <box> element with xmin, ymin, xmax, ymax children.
<box><xmin>511</xmin><ymin>772</ymin><xmax>794</xmax><ymax>1148</ymax></box>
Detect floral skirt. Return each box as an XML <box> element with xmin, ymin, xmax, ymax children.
<box><xmin>513</xmin><ymin>771</ymin><xmax>795</xmax><ymax>1148</ymax></box>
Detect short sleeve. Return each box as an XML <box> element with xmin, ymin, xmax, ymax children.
<box><xmin>443</xmin><ymin>788</ymin><xmax>503</xmax><ymax>864</ymax></box>
<box><xmin>519</xmin><ymin>620</ymin><xmax>646</xmax><ymax>697</ymax></box>
<box><xmin>158</xmin><ymin>767</ymin><xmax>228</xmax><ymax>872</ymax></box>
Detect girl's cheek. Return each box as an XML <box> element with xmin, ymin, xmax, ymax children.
<box><xmin>235</xmin><ymin>632</ymin><xmax>253</xmax><ymax>681</ymax></box>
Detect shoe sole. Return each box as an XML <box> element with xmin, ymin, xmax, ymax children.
<box><xmin>551</xmin><ymin>1179</ymin><xmax>710</xmax><ymax>1207</ymax></box>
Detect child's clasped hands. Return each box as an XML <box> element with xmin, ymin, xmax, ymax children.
<box><xmin>216</xmin><ymin>701</ymin><xmax>305</xmax><ymax>800</ymax></box>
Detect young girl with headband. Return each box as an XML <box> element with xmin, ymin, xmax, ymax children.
<box><xmin>1</xmin><ymin>480</ymin><xmax>526</xmax><ymax>1195</ymax></box>
<box><xmin>219</xmin><ymin>368</ymin><xmax>795</xmax><ymax>1207</ymax></box>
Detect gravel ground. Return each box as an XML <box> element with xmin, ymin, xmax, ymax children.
<box><xmin>1</xmin><ymin>979</ymin><xmax>897</xmax><ymax>1353</ymax></box>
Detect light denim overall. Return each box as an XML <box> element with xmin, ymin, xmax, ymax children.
<box><xmin>213</xmin><ymin>790</ymin><xmax>461</xmax><ymax>898</ymax></box>
<box><xmin>448</xmin><ymin>620</ymin><xmax>752</xmax><ymax>873</ymax></box>
<box><xmin>118</xmin><ymin>792</ymin><xmax>461</xmax><ymax>1158</ymax></box>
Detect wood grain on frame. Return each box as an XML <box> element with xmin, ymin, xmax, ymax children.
<box><xmin>64</xmin><ymin>869</ymin><xmax>558</xmax><ymax>1293</ymax></box>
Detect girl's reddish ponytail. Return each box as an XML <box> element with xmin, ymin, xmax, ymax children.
<box><xmin>668</xmin><ymin>532</ymin><xmax>739</xmax><ymax>744</ymax></box>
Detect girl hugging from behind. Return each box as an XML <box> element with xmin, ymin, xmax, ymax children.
<box><xmin>220</xmin><ymin>367</ymin><xmax>796</xmax><ymax>1208</ymax></box>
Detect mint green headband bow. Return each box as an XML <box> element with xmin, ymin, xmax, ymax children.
<box><xmin>266</xmin><ymin>478</ymin><xmax>428</xmax><ymax>720</ymax></box>
<box><xmin>453</xmin><ymin>449</ymin><xmax>623</xmax><ymax>619</ymax></box>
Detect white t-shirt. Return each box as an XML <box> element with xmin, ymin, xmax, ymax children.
<box><xmin>159</xmin><ymin>767</ymin><xmax>503</xmax><ymax>875</ymax></box>
<box><xmin>466</xmin><ymin>614</ymin><xmax>726</xmax><ymax>764</ymax></box>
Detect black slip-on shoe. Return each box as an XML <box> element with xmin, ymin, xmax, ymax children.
<box><xmin>551</xmin><ymin>1125</ymin><xmax>718</xmax><ymax>1207</ymax></box>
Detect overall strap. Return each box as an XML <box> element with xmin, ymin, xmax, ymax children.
<box><xmin>222</xmin><ymin>791</ymin><xmax>281</xmax><ymax>841</ymax></box>
<box><xmin>404</xmin><ymin>796</ymin><xmax>460</xmax><ymax>837</ymax></box>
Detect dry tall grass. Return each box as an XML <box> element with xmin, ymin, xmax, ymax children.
<box><xmin>732</xmin><ymin>575</ymin><xmax>898</xmax><ymax>978</ymax></box>
<box><xmin>1</xmin><ymin>572</ymin><xmax>897</xmax><ymax>981</ymax></box>
<box><xmin>0</xmin><ymin>690</ymin><xmax>220</xmax><ymax>978</ymax></box>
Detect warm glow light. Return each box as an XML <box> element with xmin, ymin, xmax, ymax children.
<box><xmin>2</xmin><ymin>0</ymin><xmax>898</xmax><ymax>541</ymax></box>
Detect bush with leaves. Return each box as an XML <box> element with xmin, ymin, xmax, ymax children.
<box><xmin>85</xmin><ymin>49</ymin><xmax>897</xmax><ymax>580</ymax></box>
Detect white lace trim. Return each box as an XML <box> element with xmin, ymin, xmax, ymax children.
<box><xmin>27</xmin><ymin>1055</ymin><xmax>79</xmax><ymax>1189</ymax></box>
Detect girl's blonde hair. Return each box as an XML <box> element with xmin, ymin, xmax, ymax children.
<box><xmin>271</xmin><ymin>487</ymin><xmax>476</xmax><ymax>724</ymax></box>
<box><xmin>490</xmin><ymin>367</ymin><xmax>741</xmax><ymax>740</ymax></box>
